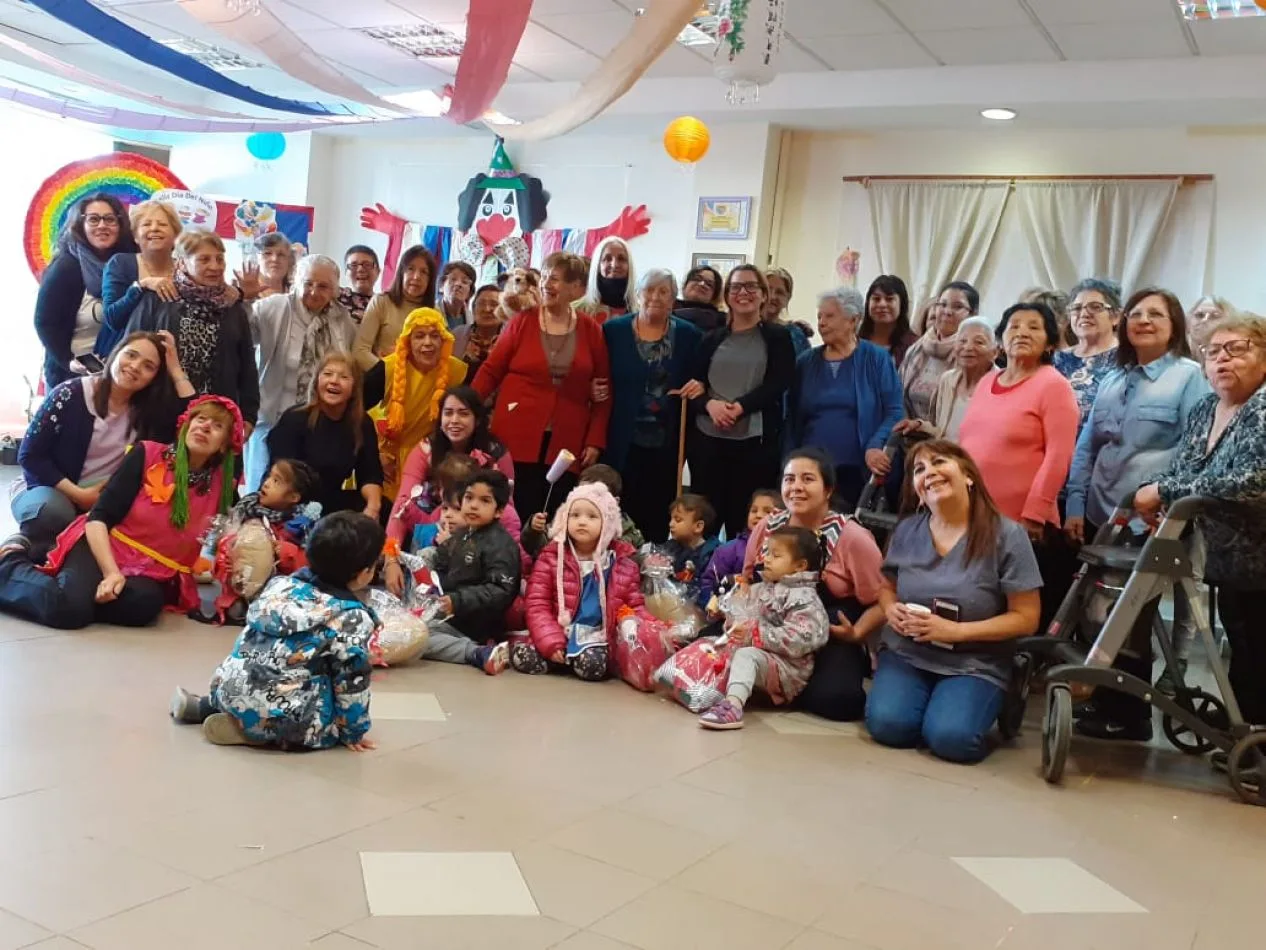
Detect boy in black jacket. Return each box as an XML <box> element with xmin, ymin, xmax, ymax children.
<box><xmin>415</xmin><ymin>469</ymin><xmax>520</xmax><ymax>675</ymax></box>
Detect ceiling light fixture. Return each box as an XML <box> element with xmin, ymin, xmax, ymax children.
<box><xmin>981</xmin><ymin>107</ymin><xmax>1016</xmax><ymax>121</ymax></box>
<box><xmin>360</xmin><ymin>23</ymin><xmax>465</xmax><ymax>59</ymax></box>
<box><xmin>1178</xmin><ymin>1</ymin><xmax>1266</xmax><ymax>20</ymax></box>
<box><xmin>159</xmin><ymin>38</ymin><xmax>262</xmax><ymax>71</ymax></box>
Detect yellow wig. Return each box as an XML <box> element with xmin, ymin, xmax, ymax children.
<box><xmin>383</xmin><ymin>307</ymin><xmax>455</xmax><ymax>440</ymax></box>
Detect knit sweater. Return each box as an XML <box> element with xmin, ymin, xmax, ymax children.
<box><xmin>353</xmin><ymin>294</ymin><xmax>414</xmax><ymax>371</ymax></box>
<box><xmin>958</xmin><ymin>366</ymin><xmax>1079</xmax><ymax>527</ymax></box>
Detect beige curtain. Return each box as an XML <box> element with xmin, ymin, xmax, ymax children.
<box><xmin>867</xmin><ymin>180</ymin><xmax>1011</xmax><ymax>307</ymax></box>
<box><xmin>1013</xmin><ymin>180</ymin><xmax>1180</xmax><ymax>297</ymax></box>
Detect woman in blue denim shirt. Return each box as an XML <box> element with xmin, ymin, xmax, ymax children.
<box><xmin>1064</xmin><ymin>288</ymin><xmax>1209</xmax><ymax>740</ymax></box>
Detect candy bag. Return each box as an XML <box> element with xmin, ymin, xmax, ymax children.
<box><xmin>641</xmin><ymin>550</ymin><xmax>705</xmax><ymax>632</ymax></box>
<box><xmin>652</xmin><ymin>634</ymin><xmax>735</xmax><ymax>713</ymax></box>
<box><xmin>364</xmin><ymin>588</ymin><xmax>429</xmax><ymax>667</ymax></box>
<box><xmin>613</xmin><ymin>606</ymin><xmax>697</xmax><ymax>692</ymax></box>
<box><xmin>397</xmin><ymin>550</ymin><xmax>450</xmax><ymax>625</ymax></box>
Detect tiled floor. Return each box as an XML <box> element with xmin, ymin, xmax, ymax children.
<box><xmin>0</xmin><ymin>609</ymin><xmax>1262</xmax><ymax>950</ymax></box>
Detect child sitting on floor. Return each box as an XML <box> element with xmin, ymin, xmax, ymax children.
<box><xmin>170</xmin><ymin>511</ymin><xmax>384</xmax><ymax>751</ymax></box>
<box><xmin>516</xmin><ymin>482</ymin><xmax>645</xmax><ymax>681</ymax></box>
<box><xmin>521</xmin><ymin>463</ymin><xmax>644</xmax><ymax>558</ymax></box>
<box><xmin>701</xmin><ymin>488</ymin><xmax>781</xmax><ymax>607</ymax></box>
<box><xmin>660</xmin><ymin>494</ymin><xmax>720</xmax><ymax>605</ymax></box>
<box><xmin>699</xmin><ymin>526</ymin><xmax>830</xmax><ymax>731</ymax></box>
<box><xmin>412</xmin><ymin>469</ymin><xmax>521</xmax><ymax>674</ymax></box>
<box><xmin>411</xmin><ymin>485</ymin><xmax>465</xmax><ymax>552</ymax></box>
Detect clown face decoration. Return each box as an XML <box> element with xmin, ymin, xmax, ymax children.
<box><xmin>456</xmin><ymin>173</ymin><xmax>550</xmax><ymax>253</ymax></box>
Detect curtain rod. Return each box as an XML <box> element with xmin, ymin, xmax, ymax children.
<box><xmin>842</xmin><ymin>174</ymin><xmax>1213</xmax><ymax>185</ymax></box>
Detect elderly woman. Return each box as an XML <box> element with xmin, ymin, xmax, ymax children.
<box><xmin>34</xmin><ymin>193</ymin><xmax>137</xmax><ymax>387</ymax></box>
<box><xmin>897</xmin><ymin>317</ymin><xmax>998</xmax><ymax>442</ymax></box>
<box><xmin>1187</xmin><ymin>294</ymin><xmax>1237</xmax><ymax>358</ymax></box>
<box><xmin>452</xmin><ymin>284</ymin><xmax>503</xmax><ymax>374</ymax></box>
<box><xmin>673</xmin><ymin>264</ymin><xmax>725</xmax><ymax>333</ymax></box>
<box><xmin>8</xmin><ymin>331</ymin><xmax>194</xmax><ymax>555</ymax></box>
<box><xmin>245</xmin><ymin>255</ymin><xmax>356</xmax><ymax>490</ymax></box>
<box><xmin>255</xmin><ymin>233</ymin><xmax>294</xmax><ymax>299</ymax></box>
<box><xmin>1020</xmin><ymin>287</ymin><xmax>1074</xmax><ymax>349</ymax></box>
<box><xmin>437</xmin><ymin>261</ymin><xmax>477</xmax><ymax>330</ymax></box>
<box><xmin>744</xmin><ymin>448</ymin><xmax>888</xmax><ymax>721</ymax></box>
<box><xmin>125</xmin><ymin>230</ymin><xmax>259</xmax><ymax>429</ymax></box>
<box><xmin>1054</xmin><ymin>278</ymin><xmax>1121</xmax><ymax>426</ymax></box>
<box><xmin>603</xmin><ymin>268</ymin><xmax>702</xmax><ymax>543</ymax></box>
<box><xmin>0</xmin><ymin>395</ymin><xmax>241</xmax><ymax>629</ymax></box>
<box><xmin>98</xmin><ymin>200</ymin><xmax>181</xmax><ymax>355</ymax></box>
<box><xmin>576</xmin><ymin>236</ymin><xmax>636</xmax><ymax>325</ymax></box>
<box><xmin>338</xmin><ymin>244</ymin><xmax>380</xmax><ymax>324</ymax></box>
<box><xmin>354</xmin><ymin>245</ymin><xmax>437</xmax><ymax>370</ymax></box>
<box><xmin>1134</xmin><ymin>315</ymin><xmax>1266</xmax><ymax>730</ymax></box>
<box><xmin>787</xmin><ymin>287</ymin><xmax>903</xmax><ymax>512</ymax></box>
<box><xmin>866</xmin><ymin>440</ymin><xmax>1043</xmax><ymax>763</ymax></box>
<box><xmin>860</xmin><ymin>274</ymin><xmax>917</xmax><ymax>367</ymax></box>
<box><xmin>474</xmin><ymin>251</ymin><xmax>611</xmax><ymax>517</ymax></box>
<box><xmin>267</xmin><ymin>351</ymin><xmax>382</xmax><ymax>519</ymax></box>
<box><xmin>764</xmin><ymin>266</ymin><xmax>811</xmax><ymax>353</ymax></box>
<box><xmin>900</xmin><ymin>281</ymin><xmax>977</xmax><ymax>422</ymax></box>
<box><xmin>688</xmin><ymin>264</ymin><xmax>796</xmax><ymax>537</ymax></box>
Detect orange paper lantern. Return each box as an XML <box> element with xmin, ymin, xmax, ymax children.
<box><xmin>664</xmin><ymin>116</ymin><xmax>710</xmax><ymax>164</ymax></box>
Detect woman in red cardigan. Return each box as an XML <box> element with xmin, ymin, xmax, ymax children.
<box><xmin>473</xmin><ymin>251</ymin><xmax>612</xmax><ymax>518</ymax></box>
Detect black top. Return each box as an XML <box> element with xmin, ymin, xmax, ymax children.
<box><xmin>690</xmin><ymin>320</ymin><xmax>796</xmax><ymax>452</ymax></box>
<box><xmin>673</xmin><ymin>301</ymin><xmax>726</xmax><ymax>334</ymax></box>
<box><xmin>34</xmin><ymin>253</ymin><xmax>88</xmax><ymax>387</ymax></box>
<box><xmin>434</xmin><ymin>520</ymin><xmax>521</xmax><ymax>641</ymax></box>
<box><xmin>88</xmin><ymin>442</ymin><xmax>146</xmax><ymax>527</ymax></box>
<box><xmin>266</xmin><ymin>407</ymin><xmax>384</xmax><ymax>515</ymax></box>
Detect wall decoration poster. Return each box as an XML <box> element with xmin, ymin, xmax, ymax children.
<box><xmin>691</xmin><ymin>252</ymin><xmax>746</xmax><ymax>279</ymax></box>
<box><xmin>695</xmin><ymin>196</ymin><xmax>751</xmax><ymax>240</ymax></box>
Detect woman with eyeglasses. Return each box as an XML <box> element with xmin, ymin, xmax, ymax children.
<box><xmin>860</xmin><ymin>275</ymin><xmax>918</xmax><ymax>368</ymax></box>
<box><xmin>687</xmin><ymin>264</ymin><xmax>796</xmax><ymax>537</ymax></box>
<box><xmin>1133</xmin><ymin>316</ymin><xmax>1266</xmax><ymax>739</ymax></box>
<box><xmin>1054</xmin><ymin>278</ymin><xmax>1121</xmax><ymax>428</ymax></box>
<box><xmin>899</xmin><ymin>280</ymin><xmax>978</xmax><ymax>423</ymax></box>
<box><xmin>437</xmin><ymin>260</ymin><xmax>477</xmax><ymax>330</ymax></box>
<box><xmin>674</xmin><ymin>265</ymin><xmax>726</xmax><ymax>333</ymax></box>
<box><xmin>34</xmin><ymin>194</ymin><xmax>137</xmax><ymax>388</ymax></box>
<box><xmin>1186</xmin><ymin>295</ymin><xmax>1237</xmax><ymax>361</ymax></box>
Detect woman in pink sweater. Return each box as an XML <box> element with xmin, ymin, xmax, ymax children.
<box><xmin>958</xmin><ymin>301</ymin><xmax>1079</xmax><ymax>627</ymax></box>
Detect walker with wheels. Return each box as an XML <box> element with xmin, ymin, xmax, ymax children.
<box><xmin>1018</xmin><ymin>495</ymin><xmax>1265</xmax><ymax>805</ymax></box>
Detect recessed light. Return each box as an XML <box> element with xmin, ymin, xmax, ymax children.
<box><xmin>981</xmin><ymin>108</ymin><xmax>1017</xmax><ymax>121</ymax></box>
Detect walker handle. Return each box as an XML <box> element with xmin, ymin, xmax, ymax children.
<box><xmin>1163</xmin><ymin>495</ymin><xmax>1216</xmax><ymax>520</ymax></box>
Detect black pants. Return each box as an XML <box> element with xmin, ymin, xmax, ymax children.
<box><xmin>1034</xmin><ymin>526</ymin><xmax>1078</xmax><ymax>635</ymax></box>
<box><xmin>688</xmin><ymin>431</ymin><xmax>777</xmax><ymax>539</ymax></box>
<box><xmin>513</xmin><ymin>432</ymin><xmax>578</xmax><ymax>522</ymax></box>
<box><xmin>1091</xmin><ymin>596</ymin><xmax>1159</xmax><ymax>725</ymax></box>
<box><xmin>0</xmin><ymin>538</ymin><xmax>167</xmax><ymax>630</ymax></box>
<box><xmin>1219</xmin><ymin>587</ymin><xmax>1266</xmax><ymax>726</ymax></box>
<box><xmin>510</xmin><ymin>640</ymin><xmax>609</xmax><ymax>682</ymax></box>
<box><xmin>620</xmin><ymin>442</ymin><xmax>679</xmax><ymax>545</ymax></box>
<box><xmin>794</xmin><ymin>596</ymin><xmax>869</xmax><ymax>722</ymax></box>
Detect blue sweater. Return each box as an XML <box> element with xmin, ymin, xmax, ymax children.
<box><xmin>787</xmin><ymin>342</ymin><xmax>904</xmax><ymax>465</ymax></box>
<box><xmin>97</xmin><ymin>253</ymin><xmax>143</xmax><ymax>356</ymax></box>
<box><xmin>602</xmin><ymin>314</ymin><xmax>702</xmax><ymax>471</ymax></box>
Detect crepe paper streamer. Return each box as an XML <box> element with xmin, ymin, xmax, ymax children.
<box><xmin>22</xmin><ymin>0</ymin><xmax>361</xmax><ymax>116</ymax></box>
<box><xmin>446</xmin><ymin>0</ymin><xmax>533</xmax><ymax>126</ymax></box>
<box><xmin>488</xmin><ymin>0</ymin><xmax>702</xmax><ymax>141</ymax></box>
<box><xmin>174</xmin><ymin>0</ymin><xmax>412</xmax><ymax>115</ymax></box>
<box><xmin>24</xmin><ymin>153</ymin><xmax>186</xmax><ymax>278</ymax></box>
<box><xmin>0</xmin><ymin>79</ymin><xmax>383</xmax><ymax>133</ymax></box>
<box><xmin>213</xmin><ymin>199</ymin><xmax>314</xmax><ymax>247</ymax></box>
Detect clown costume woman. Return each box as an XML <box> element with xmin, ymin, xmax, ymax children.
<box><xmin>0</xmin><ymin>395</ymin><xmax>243</xmax><ymax>629</ymax></box>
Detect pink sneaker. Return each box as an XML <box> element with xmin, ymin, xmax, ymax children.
<box><xmin>699</xmin><ymin>699</ymin><xmax>744</xmax><ymax>730</ymax></box>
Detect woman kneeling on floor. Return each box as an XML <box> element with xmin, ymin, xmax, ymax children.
<box><xmin>866</xmin><ymin>440</ymin><xmax>1042</xmax><ymax>764</ymax></box>
<box><xmin>0</xmin><ymin>395</ymin><xmax>242</xmax><ymax>629</ymax></box>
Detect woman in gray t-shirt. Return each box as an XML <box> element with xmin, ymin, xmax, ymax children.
<box><xmin>865</xmin><ymin>439</ymin><xmax>1043</xmax><ymax>764</ymax></box>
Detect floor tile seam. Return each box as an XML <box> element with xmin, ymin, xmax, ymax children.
<box><xmin>56</xmin><ymin>879</ymin><xmax>199</xmax><ymax>936</ymax></box>
<box><xmin>0</xmin><ymin>904</ymin><xmax>55</xmax><ymax>944</ymax></box>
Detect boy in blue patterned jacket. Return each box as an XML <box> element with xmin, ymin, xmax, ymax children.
<box><xmin>170</xmin><ymin>511</ymin><xmax>385</xmax><ymax>751</ymax></box>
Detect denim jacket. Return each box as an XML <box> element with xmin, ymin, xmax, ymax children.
<box><xmin>1066</xmin><ymin>354</ymin><xmax>1210</xmax><ymax>526</ymax></box>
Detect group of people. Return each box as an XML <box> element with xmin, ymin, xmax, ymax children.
<box><xmin>8</xmin><ymin>191</ymin><xmax>1265</xmax><ymax>765</ymax></box>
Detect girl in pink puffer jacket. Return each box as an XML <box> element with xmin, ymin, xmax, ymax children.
<box><xmin>515</xmin><ymin>482</ymin><xmax>644</xmax><ymax>681</ymax></box>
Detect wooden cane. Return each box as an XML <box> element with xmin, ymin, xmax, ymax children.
<box><xmin>676</xmin><ymin>397</ymin><xmax>689</xmax><ymax>496</ymax></box>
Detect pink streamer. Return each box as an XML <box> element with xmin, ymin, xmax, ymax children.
<box><xmin>447</xmin><ymin>0</ymin><xmax>533</xmax><ymax>126</ymax></box>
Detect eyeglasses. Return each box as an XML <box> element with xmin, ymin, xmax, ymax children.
<box><xmin>83</xmin><ymin>214</ymin><xmax>119</xmax><ymax>227</ymax></box>
<box><xmin>687</xmin><ymin>275</ymin><xmax>716</xmax><ymax>289</ymax></box>
<box><xmin>936</xmin><ymin>302</ymin><xmax>971</xmax><ymax>314</ymax></box>
<box><xmin>1201</xmin><ymin>339</ymin><xmax>1258</xmax><ymax>360</ymax></box>
<box><xmin>1068</xmin><ymin>302</ymin><xmax>1112</xmax><ymax>316</ymax></box>
<box><xmin>729</xmin><ymin>282</ymin><xmax>762</xmax><ymax>294</ymax></box>
<box><xmin>347</xmin><ymin>261</ymin><xmax>377</xmax><ymax>271</ymax></box>
<box><xmin>1126</xmin><ymin>310</ymin><xmax>1171</xmax><ymax>322</ymax></box>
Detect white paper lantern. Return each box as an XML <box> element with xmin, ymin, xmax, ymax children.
<box><xmin>713</xmin><ymin>0</ymin><xmax>786</xmax><ymax>104</ymax></box>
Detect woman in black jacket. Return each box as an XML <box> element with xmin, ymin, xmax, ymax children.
<box><xmin>125</xmin><ymin>229</ymin><xmax>260</xmax><ymax>429</ymax></box>
<box><xmin>684</xmin><ymin>264</ymin><xmax>796</xmax><ymax>537</ymax></box>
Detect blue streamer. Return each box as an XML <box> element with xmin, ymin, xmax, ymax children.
<box><xmin>22</xmin><ymin>0</ymin><xmax>359</xmax><ymax>116</ymax></box>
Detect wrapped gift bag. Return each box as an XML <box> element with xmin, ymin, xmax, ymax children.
<box><xmin>652</xmin><ymin>635</ymin><xmax>735</xmax><ymax>712</ymax></box>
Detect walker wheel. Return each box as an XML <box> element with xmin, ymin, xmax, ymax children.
<box><xmin>1227</xmin><ymin>732</ymin><xmax>1266</xmax><ymax>806</ymax></box>
<box><xmin>1162</xmin><ymin>690</ymin><xmax>1230</xmax><ymax>755</ymax></box>
<box><xmin>1042</xmin><ymin>684</ymin><xmax>1072</xmax><ymax>784</ymax></box>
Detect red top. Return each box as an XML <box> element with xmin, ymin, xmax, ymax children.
<box><xmin>472</xmin><ymin>309</ymin><xmax>612</xmax><ymax>473</ymax></box>
<box><xmin>524</xmin><ymin>539</ymin><xmax>643</xmax><ymax>661</ymax></box>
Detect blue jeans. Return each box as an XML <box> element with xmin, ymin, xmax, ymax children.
<box><xmin>10</xmin><ymin>485</ymin><xmax>77</xmax><ymax>548</ymax></box>
<box><xmin>865</xmin><ymin>650</ymin><xmax>1004</xmax><ymax>764</ymax></box>
<box><xmin>242</xmin><ymin>422</ymin><xmax>274</xmax><ymax>494</ymax></box>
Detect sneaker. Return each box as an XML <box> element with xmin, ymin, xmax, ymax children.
<box><xmin>699</xmin><ymin>699</ymin><xmax>745</xmax><ymax>731</ymax></box>
<box><xmin>0</xmin><ymin>534</ymin><xmax>30</xmax><ymax>562</ymax></box>
<box><xmin>474</xmin><ymin>642</ymin><xmax>509</xmax><ymax>676</ymax></box>
<box><xmin>1154</xmin><ymin>660</ymin><xmax>1188</xmax><ymax>698</ymax></box>
<box><xmin>170</xmin><ymin>686</ymin><xmax>203</xmax><ymax>724</ymax></box>
<box><xmin>1074</xmin><ymin>714</ymin><xmax>1153</xmax><ymax>742</ymax></box>
<box><xmin>202</xmin><ymin>712</ymin><xmax>251</xmax><ymax>746</ymax></box>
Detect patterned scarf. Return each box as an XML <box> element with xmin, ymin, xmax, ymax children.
<box><xmin>462</xmin><ymin>325</ymin><xmax>501</xmax><ymax>369</ymax></box>
<box><xmin>295</xmin><ymin>301</ymin><xmax>337</xmax><ymax>404</ymax></box>
<box><xmin>174</xmin><ymin>268</ymin><xmax>233</xmax><ymax>393</ymax></box>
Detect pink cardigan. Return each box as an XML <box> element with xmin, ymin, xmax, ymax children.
<box><xmin>957</xmin><ymin>366</ymin><xmax>1079</xmax><ymax>528</ymax></box>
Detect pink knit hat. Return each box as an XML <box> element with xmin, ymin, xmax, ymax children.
<box><xmin>549</xmin><ymin>482</ymin><xmax>622</xmax><ymax>627</ymax></box>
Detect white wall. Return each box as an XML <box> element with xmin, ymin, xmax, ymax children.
<box><xmin>775</xmin><ymin>127</ymin><xmax>1266</xmax><ymax>318</ymax></box>
<box><xmin>170</xmin><ymin>132</ymin><xmax>315</xmax><ymax>208</ymax></box>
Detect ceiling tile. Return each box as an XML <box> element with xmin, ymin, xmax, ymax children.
<box><xmin>283</xmin><ymin>0</ymin><xmax>423</xmax><ymax>30</ymax></box>
<box><xmin>881</xmin><ymin>0</ymin><xmax>1030</xmax><ymax>32</ymax></box>
<box><xmin>516</xmin><ymin>21</ymin><xmax>590</xmax><ymax>58</ymax></box>
<box><xmin>527</xmin><ymin>0</ymin><xmax>626</xmax><ymax>13</ymax></box>
<box><xmin>268</xmin><ymin>0</ymin><xmax>339</xmax><ymax>31</ymax></box>
<box><xmin>1047</xmin><ymin>21</ymin><xmax>1192</xmax><ymax>60</ymax></box>
<box><xmin>784</xmin><ymin>0</ymin><xmax>904</xmax><ymax>36</ymax></box>
<box><xmin>776</xmin><ymin>39</ymin><xmax>832</xmax><ymax>72</ymax></box>
<box><xmin>644</xmin><ymin>43</ymin><xmax>717</xmax><ymax>79</ymax></box>
<box><xmin>1023</xmin><ymin>0</ymin><xmax>1174</xmax><ymax>26</ymax></box>
<box><xmin>299</xmin><ymin>27</ymin><xmax>449</xmax><ymax>84</ymax></box>
<box><xmin>509</xmin><ymin>50</ymin><xmax>601</xmax><ymax>82</ymax></box>
<box><xmin>1191</xmin><ymin>17</ymin><xmax>1266</xmax><ymax>55</ymax></box>
<box><xmin>797</xmin><ymin>31</ymin><xmax>939</xmax><ymax>70</ymax></box>
<box><xmin>532</xmin><ymin>10</ymin><xmax>634</xmax><ymax>57</ymax></box>
<box><xmin>916</xmin><ymin>26</ymin><xmax>1059</xmax><ymax>65</ymax></box>
<box><xmin>384</xmin><ymin>0</ymin><xmax>472</xmax><ymax>20</ymax></box>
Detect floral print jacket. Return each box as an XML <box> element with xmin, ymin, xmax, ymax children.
<box><xmin>738</xmin><ymin>572</ymin><xmax>830</xmax><ymax>705</ymax></box>
<box><xmin>210</xmin><ymin>570</ymin><xmax>376</xmax><ymax>748</ymax></box>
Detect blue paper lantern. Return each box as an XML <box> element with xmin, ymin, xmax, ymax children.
<box><xmin>246</xmin><ymin>132</ymin><xmax>286</xmax><ymax>162</ymax></box>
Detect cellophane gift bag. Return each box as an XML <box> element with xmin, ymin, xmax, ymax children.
<box><xmin>364</xmin><ymin>588</ymin><xmax>429</xmax><ymax>667</ymax></box>
<box><xmin>640</xmin><ymin>549</ymin><xmax>705</xmax><ymax>632</ymax></box>
<box><xmin>613</xmin><ymin>605</ymin><xmax>697</xmax><ymax>692</ymax></box>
